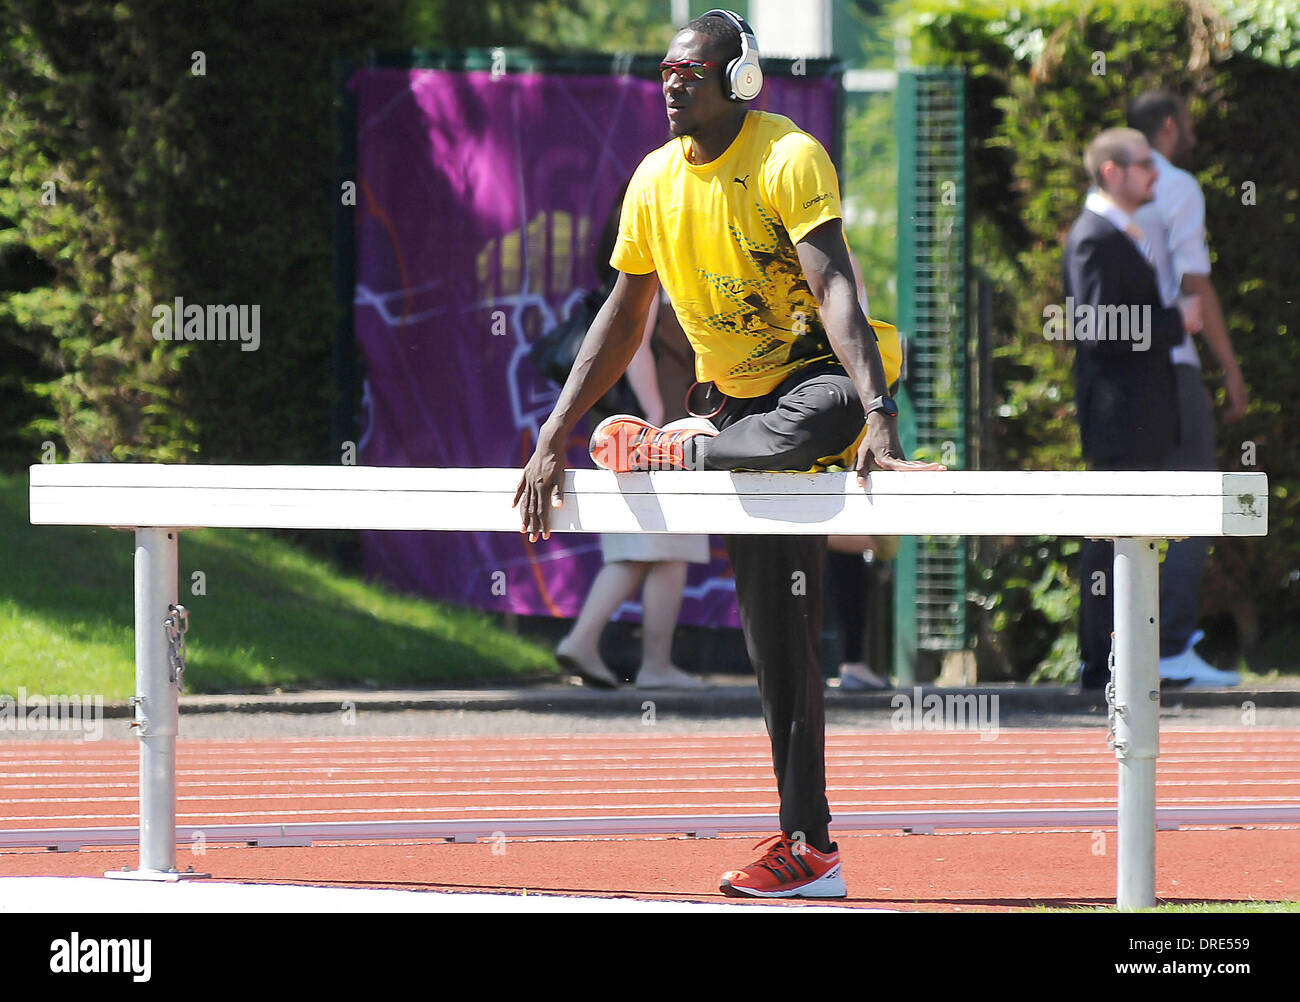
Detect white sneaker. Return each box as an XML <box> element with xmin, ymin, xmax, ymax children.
<box><xmin>1159</xmin><ymin>632</ymin><xmax>1240</xmax><ymax>687</ymax></box>
<box><xmin>838</xmin><ymin>662</ymin><xmax>890</xmax><ymax>690</ymax></box>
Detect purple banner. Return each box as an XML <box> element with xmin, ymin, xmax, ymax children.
<box><xmin>351</xmin><ymin>66</ymin><xmax>838</xmax><ymax>625</ymax></box>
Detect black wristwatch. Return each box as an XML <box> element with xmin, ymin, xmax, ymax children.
<box><xmin>865</xmin><ymin>394</ymin><xmax>899</xmax><ymax>420</ymax></box>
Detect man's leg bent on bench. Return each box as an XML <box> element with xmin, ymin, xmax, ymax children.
<box><xmin>592</xmin><ymin>363</ymin><xmax>862</xmax><ymax>895</ymax></box>
<box><xmin>701</xmin><ymin>364</ymin><xmax>863</xmax><ymax>856</ymax></box>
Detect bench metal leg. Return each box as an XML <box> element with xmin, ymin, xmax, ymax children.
<box><xmin>106</xmin><ymin>528</ymin><xmax>206</xmax><ymax>882</ymax></box>
<box><xmin>1112</xmin><ymin>537</ymin><xmax>1160</xmax><ymax>910</ymax></box>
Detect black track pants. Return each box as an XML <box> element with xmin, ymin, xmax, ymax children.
<box><xmin>698</xmin><ymin>363</ymin><xmax>865</xmax><ymax>844</ymax></box>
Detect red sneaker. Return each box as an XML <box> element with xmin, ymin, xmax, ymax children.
<box><xmin>588</xmin><ymin>415</ymin><xmax>716</xmax><ymax>472</ymax></box>
<box><xmin>719</xmin><ymin>834</ymin><xmax>847</xmax><ymax>898</ymax></box>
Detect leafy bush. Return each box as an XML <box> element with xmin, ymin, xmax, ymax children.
<box><xmin>907</xmin><ymin>0</ymin><xmax>1300</xmax><ymax>675</ymax></box>
<box><xmin>0</xmin><ymin>0</ymin><xmax>589</xmax><ymax>470</ymax></box>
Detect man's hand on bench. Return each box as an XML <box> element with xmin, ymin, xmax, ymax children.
<box><xmin>514</xmin><ymin>440</ymin><xmax>567</xmax><ymax>542</ymax></box>
<box><xmin>855</xmin><ymin>413</ymin><xmax>947</xmax><ymax>484</ymax></box>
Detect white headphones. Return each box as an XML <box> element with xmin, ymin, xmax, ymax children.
<box><xmin>703</xmin><ymin>8</ymin><xmax>763</xmax><ymax>102</ymax></box>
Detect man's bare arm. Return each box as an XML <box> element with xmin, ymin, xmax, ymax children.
<box><xmin>513</xmin><ymin>270</ymin><xmax>660</xmax><ymax>540</ymax></box>
<box><xmin>1181</xmin><ymin>272</ymin><xmax>1248</xmax><ymax>422</ymax></box>
<box><xmin>795</xmin><ymin>218</ymin><xmax>945</xmax><ymax>481</ymax></box>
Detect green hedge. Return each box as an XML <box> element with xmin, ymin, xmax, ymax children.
<box><xmin>0</xmin><ymin>0</ymin><xmax>413</xmax><ymax>468</ymax></box>
<box><xmin>906</xmin><ymin>0</ymin><xmax>1300</xmax><ymax>676</ymax></box>
<box><xmin>0</xmin><ymin>0</ymin><xmax>600</xmax><ymax>472</ymax></box>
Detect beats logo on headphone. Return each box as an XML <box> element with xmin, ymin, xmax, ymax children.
<box><xmin>703</xmin><ymin>8</ymin><xmax>763</xmax><ymax>102</ymax></box>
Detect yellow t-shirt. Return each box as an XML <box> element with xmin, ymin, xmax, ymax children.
<box><xmin>610</xmin><ymin>110</ymin><xmax>901</xmax><ymax>402</ymax></box>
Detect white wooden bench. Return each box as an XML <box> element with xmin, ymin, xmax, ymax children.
<box><xmin>27</xmin><ymin>465</ymin><xmax>1269</xmax><ymax>908</ymax></box>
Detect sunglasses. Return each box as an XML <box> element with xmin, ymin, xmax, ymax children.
<box><xmin>659</xmin><ymin>59</ymin><xmax>716</xmax><ymax>82</ymax></box>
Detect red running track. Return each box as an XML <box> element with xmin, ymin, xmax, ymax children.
<box><xmin>2</xmin><ymin>729</ymin><xmax>1299</xmax><ymax>909</ymax></box>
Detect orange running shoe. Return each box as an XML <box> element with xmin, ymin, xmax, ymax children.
<box><xmin>719</xmin><ymin>833</ymin><xmax>847</xmax><ymax>898</ymax></box>
<box><xmin>588</xmin><ymin>415</ymin><xmax>717</xmax><ymax>473</ymax></box>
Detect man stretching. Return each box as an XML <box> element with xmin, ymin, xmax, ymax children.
<box><xmin>514</xmin><ymin>9</ymin><xmax>942</xmax><ymax>898</ymax></box>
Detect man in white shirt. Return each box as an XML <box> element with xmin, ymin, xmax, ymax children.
<box><xmin>1128</xmin><ymin>89</ymin><xmax>1248</xmax><ymax>686</ymax></box>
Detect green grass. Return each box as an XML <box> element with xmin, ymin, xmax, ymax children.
<box><xmin>1031</xmin><ymin>901</ymin><xmax>1300</xmax><ymax>913</ymax></box>
<box><xmin>1137</xmin><ymin>902</ymin><xmax>1300</xmax><ymax>913</ymax></box>
<box><xmin>0</xmin><ymin>471</ymin><xmax>559</xmax><ymax>697</ymax></box>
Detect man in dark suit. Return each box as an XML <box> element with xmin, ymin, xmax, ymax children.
<box><xmin>1062</xmin><ymin>127</ymin><xmax>1202</xmax><ymax>689</ymax></box>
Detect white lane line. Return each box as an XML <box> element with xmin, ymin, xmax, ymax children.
<box><xmin>6</xmin><ymin>730</ymin><xmax>1297</xmax><ymax>750</ymax></box>
<box><xmin>11</xmin><ymin>767</ymin><xmax>1300</xmax><ymax>792</ymax></box>
<box><xmin>7</xmin><ymin>777</ymin><xmax>1300</xmax><ymax>807</ymax></box>
<box><xmin>8</xmin><ymin>795</ymin><xmax>1300</xmax><ymax>825</ymax></box>
<box><xmin>5</xmin><ymin>754</ymin><xmax>1298</xmax><ymax>776</ymax></box>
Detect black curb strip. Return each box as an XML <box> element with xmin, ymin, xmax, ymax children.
<box><xmin>82</xmin><ymin>685</ymin><xmax>1300</xmax><ymax>718</ymax></box>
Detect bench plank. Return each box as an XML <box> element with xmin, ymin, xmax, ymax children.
<box><xmin>29</xmin><ymin>466</ymin><xmax>1268</xmax><ymax>537</ymax></box>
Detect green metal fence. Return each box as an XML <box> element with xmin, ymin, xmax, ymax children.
<box><xmin>894</xmin><ymin>68</ymin><xmax>969</xmax><ymax>684</ymax></box>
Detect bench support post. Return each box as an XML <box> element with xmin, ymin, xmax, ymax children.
<box><xmin>105</xmin><ymin>528</ymin><xmax>206</xmax><ymax>882</ymax></box>
<box><xmin>1112</xmin><ymin>537</ymin><xmax>1160</xmax><ymax>910</ymax></box>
